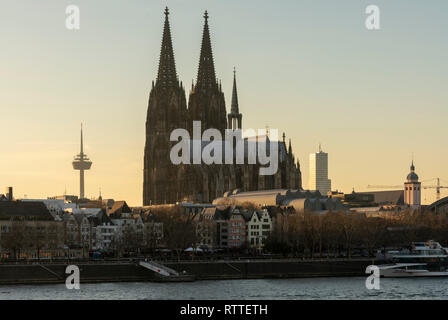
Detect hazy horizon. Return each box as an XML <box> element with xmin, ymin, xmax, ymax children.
<box><xmin>1</xmin><ymin>0</ymin><xmax>447</xmax><ymax>206</ymax></box>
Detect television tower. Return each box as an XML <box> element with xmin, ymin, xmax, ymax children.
<box><xmin>72</xmin><ymin>124</ymin><xmax>92</xmax><ymax>199</ymax></box>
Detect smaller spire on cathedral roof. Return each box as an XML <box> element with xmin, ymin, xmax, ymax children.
<box><xmin>230</xmin><ymin>67</ymin><xmax>239</xmax><ymax>114</ymax></box>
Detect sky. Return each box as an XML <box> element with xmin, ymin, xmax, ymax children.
<box><xmin>0</xmin><ymin>0</ymin><xmax>447</xmax><ymax>206</ymax></box>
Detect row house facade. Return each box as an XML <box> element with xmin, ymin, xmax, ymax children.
<box><xmin>63</xmin><ymin>213</ymin><xmax>93</xmax><ymax>250</ymax></box>
<box><xmin>227</xmin><ymin>210</ymin><xmax>246</xmax><ymax>248</ymax></box>
<box><xmin>198</xmin><ymin>206</ymin><xmax>273</xmax><ymax>250</ymax></box>
<box><xmin>245</xmin><ymin>210</ymin><xmax>272</xmax><ymax>249</ymax></box>
<box><xmin>94</xmin><ymin>223</ymin><xmax>118</xmax><ymax>251</ymax></box>
<box><xmin>0</xmin><ymin>199</ymin><xmax>165</xmax><ymax>258</ymax></box>
<box><xmin>93</xmin><ymin>202</ymin><xmax>164</xmax><ymax>251</ymax></box>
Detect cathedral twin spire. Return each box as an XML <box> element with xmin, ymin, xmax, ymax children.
<box><xmin>157</xmin><ymin>7</ymin><xmax>219</xmax><ymax>92</ymax></box>
<box><xmin>155</xmin><ymin>7</ymin><xmax>241</xmax><ymax>133</ymax></box>
<box><xmin>196</xmin><ymin>11</ymin><xmax>218</xmax><ymax>92</ymax></box>
<box><xmin>156</xmin><ymin>7</ymin><xmax>178</xmax><ymax>89</ymax></box>
<box><xmin>157</xmin><ymin>8</ymin><xmax>231</xmax><ymax>93</ymax></box>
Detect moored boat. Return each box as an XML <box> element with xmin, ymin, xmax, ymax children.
<box><xmin>378</xmin><ymin>240</ymin><xmax>448</xmax><ymax>278</ymax></box>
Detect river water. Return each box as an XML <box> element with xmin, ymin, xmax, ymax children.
<box><xmin>1</xmin><ymin>277</ymin><xmax>448</xmax><ymax>300</ymax></box>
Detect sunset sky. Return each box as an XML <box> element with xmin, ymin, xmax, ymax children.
<box><xmin>1</xmin><ymin>0</ymin><xmax>447</xmax><ymax>206</ymax></box>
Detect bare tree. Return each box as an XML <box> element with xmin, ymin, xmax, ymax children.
<box><xmin>1</xmin><ymin>221</ymin><xmax>26</xmax><ymax>259</ymax></box>
<box><xmin>155</xmin><ymin>206</ymin><xmax>198</xmax><ymax>260</ymax></box>
<box><xmin>29</xmin><ymin>222</ymin><xmax>47</xmax><ymax>260</ymax></box>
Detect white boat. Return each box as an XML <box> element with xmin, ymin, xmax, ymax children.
<box><xmin>378</xmin><ymin>263</ymin><xmax>448</xmax><ymax>278</ymax></box>
<box><xmin>378</xmin><ymin>240</ymin><xmax>448</xmax><ymax>278</ymax></box>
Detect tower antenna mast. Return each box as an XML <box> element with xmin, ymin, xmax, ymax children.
<box><xmin>72</xmin><ymin>123</ymin><xmax>92</xmax><ymax>199</ymax></box>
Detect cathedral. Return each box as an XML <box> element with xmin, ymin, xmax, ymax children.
<box><xmin>143</xmin><ymin>8</ymin><xmax>302</xmax><ymax>205</ymax></box>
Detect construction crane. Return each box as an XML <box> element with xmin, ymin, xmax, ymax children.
<box><xmin>421</xmin><ymin>178</ymin><xmax>448</xmax><ymax>201</ymax></box>
<box><xmin>368</xmin><ymin>178</ymin><xmax>448</xmax><ymax>201</ymax></box>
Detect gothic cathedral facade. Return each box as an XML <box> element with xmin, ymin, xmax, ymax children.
<box><xmin>143</xmin><ymin>8</ymin><xmax>302</xmax><ymax>205</ymax></box>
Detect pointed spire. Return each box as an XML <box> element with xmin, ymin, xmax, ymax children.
<box><xmin>227</xmin><ymin>69</ymin><xmax>243</xmax><ymax>130</ymax></box>
<box><xmin>156</xmin><ymin>7</ymin><xmax>178</xmax><ymax>89</ymax></box>
<box><xmin>80</xmin><ymin>123</ymin><xmax>84</xmax><ymax>155</ymax></box>
<box><xmin>196</xmin><ymin>10</ymin><xmax>217</xmax><ymax>91</ymax></box>
<box><xmin>288</xmin><ymin>139</ymin><xmax>292</xmax><ymax>154</ymax></box>
<box><xmin>230</xmin><ymin>67</ymin><xmax>240</xmax><ymax>114</ymax></box>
